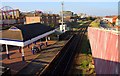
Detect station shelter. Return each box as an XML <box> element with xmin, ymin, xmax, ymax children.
<box><xmin>0</xmin><ymin>23</ymin><xmax>56</xmax><ymax>61</ymax></box>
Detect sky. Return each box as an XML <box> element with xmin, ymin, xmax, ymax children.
<box><xmin>1</xmin><ymin>0</ymin><xmax>119</xmax><ymax>2</ymax></box>
<box><xmin>1</xmin><ymin>1</ymin><xmax>119</xmax><ymax>16</ymax></box>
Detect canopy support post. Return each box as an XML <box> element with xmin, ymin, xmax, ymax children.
<box><xmin>48</xmin><ymin>36</ymin><xmax>50</xmax><ymax>40</ymax></box>
<box><xmin>21</xmin><ymin>47</ymin><xmax>25</xmax><ymax>61</ymax></box>
<box><xmin>45</xmin><ymin>36</ymin><xmax>48</xmax><ymax>46</ymax></box>
<box><xmin>57</xmin><ymin>35</ymin><xmax>59</xmax><ymax>40</ymax></box>
<box><xmin>18</xmin><ymin>47</ymin><xmax>21</xmax><ymax>53</ymax></box>
<box><xmin>6</xmin><ymin>44</ymin><xmax>10</xmax><ymax>59</ymax></box>
<box><xmin>40</xmin><ymin>39</ymin><xmax>42</xmax><ymax>50</ymax></box>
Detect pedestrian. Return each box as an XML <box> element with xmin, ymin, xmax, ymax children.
<box><xmin>31</xmin><ymin>46</ymin><xmax>35</xmax><ymax>54</ymax></box>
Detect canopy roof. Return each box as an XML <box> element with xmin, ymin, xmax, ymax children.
<box><xmin>0</xmin><ymin>23</ymin><xmax>55</xmax><ymax>46</ymax></box>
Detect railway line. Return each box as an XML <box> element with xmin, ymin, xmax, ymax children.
<box><xmin>39</xmin><ymin>25</ymin><xmax>88</xmax><ymax>76</ymax></box>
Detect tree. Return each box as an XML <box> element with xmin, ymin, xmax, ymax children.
<box><xmin>49</xmin><ymin>23</ymin><xmax>55</xmax><ymax>27</ymax></box>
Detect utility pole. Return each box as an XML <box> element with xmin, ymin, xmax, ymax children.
<box><xmin>61</xmin><ymin>2</ymin><xmax>64</xmax><ymax>26</ymax></box>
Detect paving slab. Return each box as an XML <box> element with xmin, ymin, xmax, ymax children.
<box><xmin>1</xmin><ymin>41</ymin><xmax>57</xmax><ymax>75</ymax></box>
<box><xmin>16</xmin><ymin>41</ymin><xmax>66</xmax><ymax>75</ymax></box>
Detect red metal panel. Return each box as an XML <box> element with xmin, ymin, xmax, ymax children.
<box><xmin>88</xmin><ymin>27</ymin><xmax>119</xmax><ymax>74</ymax></box>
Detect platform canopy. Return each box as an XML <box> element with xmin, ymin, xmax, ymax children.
<box><xmin>0</xmin><ymin>23</ymin><xmax>56</xmax><ymax>47</ymax></box>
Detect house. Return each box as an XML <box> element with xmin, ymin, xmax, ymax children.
<box><xmin>115</xmin><ymin>18</ymin><xmax>120</xmax><ymax>25</ymax></box>
<box><xmin>102</xmin><ymin>16</ymin><xmax>113</xmax><ymax>23</ymax></box>
<box><xmin>102</xmin><ymin>16</ymin><xmax>118</xmax><ymax>24</ymax></box>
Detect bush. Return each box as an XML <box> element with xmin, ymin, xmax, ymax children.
<box><xmin>90</xmin><ymin>21</ymin><xmax>100</xmax><ymax>27</ymax></box>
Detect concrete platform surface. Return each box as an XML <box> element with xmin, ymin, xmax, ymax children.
<box><xmin>1</xmin><ymin>40</ymin><xmax>58</xmax><ymax>75</ymax></box>
<box><xmin>16</xmin><ymin>41</ymin><xmax>66</xmax><ymax>75</ymax></box>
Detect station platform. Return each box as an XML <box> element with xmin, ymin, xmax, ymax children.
<box><xmin>17</xmin><ymin>41</ymin><xmax>66</xmax><ymax>75</ymax></box>
<box><xmin>1</xmin><ymin>40</ymin><xmax>66</xmax><ymax>75</ymax></box>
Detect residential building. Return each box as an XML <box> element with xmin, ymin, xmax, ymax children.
<box><xmin>102</xmin><ymin>16</ymin><xmax>118</xmax><ymax>24</ymax></box>
<box><xmin>116</xmin><ymin>18</ymin><xmax>120</xmax><ymax>25</ymax></box>
<box><xmin>102</xmin><ymin>16</ymin><xmax>120</xmax><ymax>26</ymax></box>
<box><xmin>60</xmin><ymin>11</ymin><xmax>73</xmax><ymax>17</ymax></box>
<box><xmin>25</xmin><ymin>16</ymin><xmax>41</xmax><ymax>24</ymax></box>
<box><xmin>102</xmin><ymin>17</ymin><xmax>113</xmax><ymax>23</ymax></box>
<box><xmin>25</xmin><ymin>13</ymin><xmax>60</xmax><ymax>27</ymax></box>
<box><xmin>60</xmin><ymin>11</ymin><xmax>74</xmax><ymax>22</ymax></box>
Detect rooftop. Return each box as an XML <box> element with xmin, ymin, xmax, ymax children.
<box><xmin>1</xmin><ymin>23</ymin><xmax>55</xmax><ymax>42</ymax></box>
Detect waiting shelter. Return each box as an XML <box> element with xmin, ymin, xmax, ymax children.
<box><xmin>0</xmin><ymin>23</ymin><xmax>56</xmax><ymax>61</ymax></box>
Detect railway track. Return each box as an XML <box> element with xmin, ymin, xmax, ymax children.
<box><xmin>39</xmin><ymin>25</ymin><xmax>88</xmax><ymax>76</ymax></box>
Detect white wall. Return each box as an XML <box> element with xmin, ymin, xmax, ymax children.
<box><xmin>102</xmin><ymin>18</ymin><xmax>113</xmax><ymax>23</ymax></box>
<box><xmin>60</xmin><ymin>24</ymin><xmax>67</xmax><ymax>32</ymax></box>
<box><xmin>116</xmin><ymin>18</ymin><xmax>120</xmax><ymax>25</ymax></box>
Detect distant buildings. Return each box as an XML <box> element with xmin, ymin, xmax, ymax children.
<box><xmin>116</xmin><ymin>18</ymin><xmax>120</xmax><ymax>25</ymax></box>
<box><xmin>0</xmin><ymin>6</ymin><xmax>60</xmax><ymax>29</ymax></box>
<box><xmin>102</xmin><ymin>16</ymin><xmax>119</xmax><ymax>26</ymax></box>
<box><xmin>25</xmin><ymin>12</ymin><xmax>60</xmax><ymax>27</ymax></box>
<box><xmin>25</xmin><ymin>16</ymin><xmax>41</xmax><ymax>24</ymax></box>
<box><xmin>102</xmin><ymin>16</ymin><xmax>113</xmax><ymax>23</ymax></box>
<box><xmin>60</xmin><ymin>11</ymin><xmax>74</xmax><ymax>22</ymax></box>
<box><xmin>77</xmin><ymin>13</ymin><xmax>88</xmax><ymax>18</ymax></box>
<box><xmin>60</xmin><ymin>11</ymin><xmax>73</xmax><ymax>17</ymax></box>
